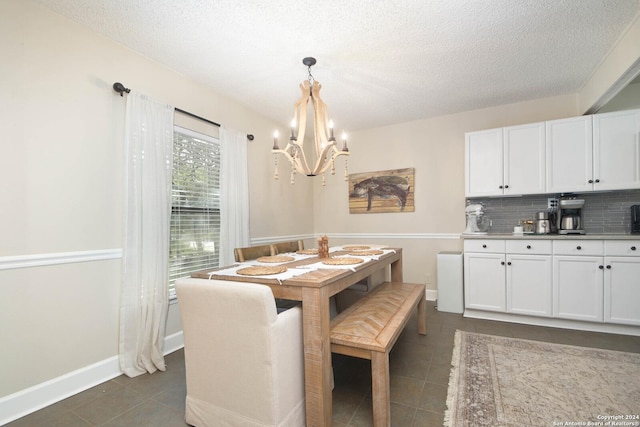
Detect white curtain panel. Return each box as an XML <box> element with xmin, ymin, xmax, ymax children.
<box><xmin>120</xmin><ymin>91</ymin><xmax>174</xmax><ymax>377</ymax></box>
<box><xmin>219</xmin><ymin>127</ymin><xmax>250</xmax><ymax>266</ymax></box>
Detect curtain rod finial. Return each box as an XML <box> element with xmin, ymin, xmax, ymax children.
<box><xmin>113</xmin><ymin>82</ymin><xmax>130</xmax><ymax>96</ymax></box>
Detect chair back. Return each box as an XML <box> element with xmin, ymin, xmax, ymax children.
<box><xmin>176</xmin><ymin>278</ymin><xmax>305</xmax><ymax>426</ymax></box>
<box><xmin>270</xmin><ymin>240</ymin><xmax>304</xmax><ymax>255</ymax></box>
<box><xmin>233</xmin><ymin>244</ymin><xmax>272</xmax><ymax>262</ymax></box>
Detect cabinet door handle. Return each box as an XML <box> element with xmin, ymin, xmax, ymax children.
<box><xmin>588</xmin><ymin>179</ymin><xmax>594</xmax><ymax>184</ymax></box>
<box><xmin>606</xmin><ymin>265</ymin><xmax>612</xmax><ymax>269</ymax></box>
<box><xmin>504</xmin><ymin>184</ymin><xmax>509</xmax><ymax>189</ymax></box>
<box><xmin>507</xmin><ymin>261</ymin><xmax>512</xmax><ymax>266</ymax></box>
<box><xmin>499</xmin><ymin>185</ymin><xmax>503</xmax><ymax>189</ymax></box>
<box><xmin>599</xmin><ymin>265</ymin><xmax>604</xmax><ymax>269</ymax></box>
<box><xmin>501</xmin><ymin>261</ymin><xmax>505</xmax><ymax>265</ymax></box>
<box><xmin>576</xmin><ymin>246</ymin><xmax>582</xmax><ymax>250</ymax></box>
<box><xmin>632</xmin><ymin>246</ymin><xmax>637</xmax><ymax>251</ymax></box>
<box><xmin>526</xmin><ymin>245</ymin><xmax>531</xmax><ymax>249</ymax></box>
<box><xmin>482</xmin><ymin>244</ymin><xmax>487</xmax><ymax>248</ymax></box>
<box><xmin>595</xmin><ymin>179</ymin><xmax>600</xmax><ymax>183</ymax></box>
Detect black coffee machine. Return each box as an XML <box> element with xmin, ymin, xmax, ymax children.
<box><xmin>632</xmin><ymin>205</ymin><xmax>640</xmax><ymax>234</ymax></box>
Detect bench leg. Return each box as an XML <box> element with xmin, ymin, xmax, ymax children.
<box><xmin>371</xmin><ymin>351</ymin><xmax>391</xmax><ymax>427</ymax></box>
<box><xmin>417</xmin><ymin>297</ymin><xmax>427</xmax><ymax>335</ymax></box>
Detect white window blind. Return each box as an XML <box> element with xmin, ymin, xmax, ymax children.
<box><xmin>169</xmin><ymin>126</ymin><xmax>220</xmax><ymax>299</ymax></box>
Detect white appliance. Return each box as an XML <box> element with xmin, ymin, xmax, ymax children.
<box><xmin>464</xmin><ymin>204</ymin><xmax>491</xmax><ymax>234</ymax></box>
<box><xmin>437</xmin><ymin>252</ymin><xmax>463</xmax><ymax>313</ymax></box>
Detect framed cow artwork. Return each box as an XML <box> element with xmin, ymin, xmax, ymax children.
<box><xmin>348</xmin><ymin>168</ymin><xmax>415</xmax><ymax>214</ymax></box>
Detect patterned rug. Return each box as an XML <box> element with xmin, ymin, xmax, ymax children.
<box><xmin>445</xmin><ymin>331</ymin><xmax>640</xmax><ymax>427</ymax></box>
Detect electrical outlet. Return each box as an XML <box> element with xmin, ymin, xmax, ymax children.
<box><xmin>425</xmin><ymin>273</ymin><xmax>432</xmax><ymax>284</ymax></box>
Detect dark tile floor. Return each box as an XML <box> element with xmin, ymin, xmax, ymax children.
<box><xmin>7</xmin><ymin>301</ymin><xmax>640</xmax><ymax>427</ymax></box>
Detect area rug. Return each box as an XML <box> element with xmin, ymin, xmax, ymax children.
<box><xmin>445</xmin><ymin>331</ymin><xmax>640</xmax><ymax>427</ymax></box>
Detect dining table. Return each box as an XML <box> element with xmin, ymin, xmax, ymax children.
<box><xmin>190</xmin><ymin>246</ymin><xmax>404</xmax><ymax>427</ymax></box>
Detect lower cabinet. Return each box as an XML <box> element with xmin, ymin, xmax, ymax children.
<box><xmin>552</xmin><ymin>255</ymin><xmax>604</xmax><ymax>322</ymax></box>
<box><xmin>507</xmin><ymin>254</ymin><xmax>552</xmax><ymax>317</ymax></box>
<box><xmin>464</xmin><ymin>239</ymin><xmax>552</xmax><ymax>317</ymax></box>
<box><xmin>604</xmin><ymin>256</ymin><xmax>640</xmax><ymax>326</ymax></box>
<box><xmin>464</xmin><ymin>238</ymin><xmax>640</xmax><ymax>328</ymax></box>
<box><xmin>464</xmin><ymin>252</ymin><xmax>506</xmax><ymax>312</ymax></box>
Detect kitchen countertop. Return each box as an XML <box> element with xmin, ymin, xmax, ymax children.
<box><xmin>462</xmin><ymin>233</ymin><xmax>640</xmax><ymax>240</ymax></box>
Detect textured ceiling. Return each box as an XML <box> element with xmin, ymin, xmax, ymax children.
<box><xmin>35</xmin><ymin>0</ymin><xmax>640</xmax><ymax>132</ymax></box>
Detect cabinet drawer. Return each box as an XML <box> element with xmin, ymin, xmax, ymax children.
<box><xmin>553</xmin><ymin>240</ymin><xmax>603</xmax><ymax>256</ymax></box>
<box><xmin>506</xmin><ymin>240</ymin><xmax>552</xmax><ymax>255</ymax></box>
<box><xmin>604</xmin><ymin>240</ymin><xmax>640</xmax><ymax>257</ymax></box>
<box><xmin>464</xmin><ymin>239</ymin><xmax>505</xmax><ymax>253</ymax></box>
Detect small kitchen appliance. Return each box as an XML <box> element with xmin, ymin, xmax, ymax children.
<box><xmin>464</xmin><ymin>203</ymin><xmax>491</xmax><ymax>234</ymax></box>
<box><xmin>632</xmin><ymin>205</ymin><xmax>640</xmax><ymax>234</ymax></box>
<box><xmin>557</xmin><ymin>197</ymin><xmax>586</xmax><ymax>235</ymax></box>
<box><xmin>535</xmin><ymin>211</ymin><xmax>551</xmax><ymax>234</ymax></box>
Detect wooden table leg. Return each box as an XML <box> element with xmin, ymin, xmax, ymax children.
<box><xmin>371</xmin><ymin>351</ymin><xmax>391</xmax><ymax>427</ymax></box>
<box><xmin>302</xmin><ymin>287</ymin><xmax>333</xmax><ymax>427</ymax></box>
<box><xmin>390</xmin><ymin>256</ymin><xmax>403</xmax><ymax>282</ymax></box>
<box><xmin>417</xmin><ymin>296</ymin><xmax>427</xmax><ymax>335</ymax></box>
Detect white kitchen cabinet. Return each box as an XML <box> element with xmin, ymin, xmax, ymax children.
<box><xmin>507</xmin><ymin>254</ymin><xmax>552</xmax><ymax>317</ymax></box>
<box><xmin>546</xmin><ymin>109</ymin><xmax>640</xmax><ymax>193</ymax></box>
<box><xmin>465</xmin><ymin>128</ymin><xmax>504</xmax><ymax>197</ymax></box>
<box><xmin>552</xmin><ymin>255</ymin><xmax>604</xmax><ymax>322</ymax></box>
<box><xmin>552</xmin><ymin>240</ymin><xmax>604</xmax><ymax>322</ymax></box>
<box><xmin>465</xmin><ymin>122</ymin><xmax>545</xmax><ymax>197</ymax></box>
<box><xmin>546</xmin><ymin>115</ymin><xmax>593</xmax><ymax>193</ymax></box>
<box><xmin>593</xmin><ymin>109</ymin><xmax>640</xmax><ymax>191</ymax></box>
<box><xmin>464</xmin><ymin>251</ymin><xmax>506</xmax><ymax>312</ymax></box>
<box><xmin>503</xmin><ymin>122</ymin><xmax>546</xmax><ymax>195</ymax></box>
<box><xmin>604</xmin><ymin>241</ymin><xmax>640</xmax><ymax>326</ymax></box>
<box><xmin>464</xmin><ymin>238</ymin><xmax>640</xmax><ymax>333</ymax></box>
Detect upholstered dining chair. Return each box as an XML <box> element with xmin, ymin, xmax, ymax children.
<box><xmin>233</xmin><ymin>244</ymin><xmax>272</xmax><ymax>262</ymax></box>
<box><xmin>175</xmin><ymin>278</ymin><xmax>306</xmax><ymax>427</ymax></box>
<box><xmin>270</xmin><ymin>240</ymin><xmax>305</xmax><ymax>255</ymax></box>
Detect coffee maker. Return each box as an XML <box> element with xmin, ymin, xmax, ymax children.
<box><xmin>557</xmin><ymin>197</ymin><xmax>586</xmax><ymax>235</ymax></box>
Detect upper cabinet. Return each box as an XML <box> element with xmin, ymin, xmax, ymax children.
<box><xmin>465</xmin><ymin>122</ymin><xmax>545</xmax><ymax>197</ymax></box>
<box><xmin>466</xmin><ymin>108</ymin><xmax>640</xmax><ymax>198</ymax></box>
<box><xmin>465</xmin><ymin>128</ymin><xmax>503</xmax><ymax>197</ymax></box>
<box><xmin>593</xmin><ymin>109</ymin><xmax>640</xmax><ymax>191</ymax></box>
<box><xmin>546</xmin><ymin>115</ymin><xmax>593</xmax><ymax>193</ymax></box>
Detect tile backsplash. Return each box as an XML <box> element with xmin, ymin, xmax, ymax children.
<box><xmin>468</xmin><ymin>189</ymin><xmax>640</xmax><ymax>234</ymax></box>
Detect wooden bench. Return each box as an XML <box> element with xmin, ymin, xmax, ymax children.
<box><xmin>330</xmin><ymin>281</ymin><xmax>427</xmax><ymax>427</ymax></box>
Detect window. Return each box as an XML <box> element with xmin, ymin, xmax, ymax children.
<box><xmin>169</xmin><ymin>126</ymin><xmax>220</xmax><ymax>299</ymax></box>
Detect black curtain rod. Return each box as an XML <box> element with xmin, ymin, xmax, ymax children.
<box><xmin>112</xmin><ymin>82</ymin><xmax>254</xmax><ymax>141</ymax></box>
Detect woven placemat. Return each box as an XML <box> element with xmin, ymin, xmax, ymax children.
<box><xmin>257</xmin><ymin>255</ymin><xmax>295</xmax><ymax>263</ymax></box>
<box><xmin>236</xmin><ymin>265</ymin><xmax>287</xmax><ymax>276</ymax></box>
<box><xmin>322</xmin><ymin>257</ymin><xmax>365</xmax><ymax>266</ymax></box>
<box><xmin>342</xmin><ymin>245</ymin><xmax>370</xmax><ymax>251</ymax></box>
<box><xmin>297</xmin><ymin>249</ymin><xmax>318</xmax><ymax>255</ymax></box>
<box><xmin>347</xmin><ymin>249</ymin><xmax>383</xmax><ymax>256</ymax></box>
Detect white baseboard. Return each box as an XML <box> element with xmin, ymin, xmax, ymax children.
<box><xmin>0</xmin><ymin>356</ymin><xmax>121</xmax><ymax>425</ymax></box>
<box><xmin>0</xmin><ymin>334</ymin><xmax>185</xmax><ymax>426</ymax></box>
<box><xmin>425</xmin><ymin>289</ymin><xmax>437</xmax><ymax>301</ymax></box>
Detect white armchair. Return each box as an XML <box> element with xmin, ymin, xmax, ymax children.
<box><xmin>175</xmin><ymin>278</ymin><xmax>305</xmax><ymax>427</ymax></box>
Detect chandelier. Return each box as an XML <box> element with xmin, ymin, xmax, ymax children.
<box><xmin>272</xmin><ymin>57</ymin><xmax>349</xmax><ymax>185</ymax></box>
